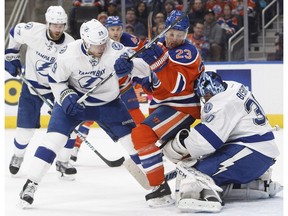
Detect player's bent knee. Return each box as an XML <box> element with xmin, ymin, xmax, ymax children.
<box><xmin>131</xmin><ymin>124</ymin><xmax>158</xmax><ymax>151</ymax></box>
<box><xmin>42</xmin><ymin>132</ymin><xmax>69</xmax><ymax>153</ymax></box>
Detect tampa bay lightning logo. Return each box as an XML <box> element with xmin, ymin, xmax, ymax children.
<box><xmin>79</xmin><ymin>76</ymin><xmax>104</xmax><ymax>89</ymax></box>
<box><xmin>112</xmin><ymin>42</ymin><xmax>123</xmax><ymax>50</ymax></box>
<box><xmin>89</xmin><ymin>58</ymin><xmax>99</xmax><ymax>67</ymax></box>
<box><xmin>36</xmin><ymin>60</ymin><xmax>52</xmax><ymax>76</ymax></box>
<box><xmin>25</xmin><ymin>22</ymin><xmax>33</xmax><ymax>29</ymax></box>
<box><xmin>203</xmin><ymin>102</ymin><xmax>213</xmax><ymax>113</ymax></box>
<box><xmin>59</xmin><ymin>45</ymin><xmax>67</xmax><ymax>54</ymax></box>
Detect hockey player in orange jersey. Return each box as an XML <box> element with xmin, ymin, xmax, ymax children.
<box><xmin>114</xmin><ymin>10</ymin><xmax>205</xmax><ymax>207</ymax></box>
<box><xmin>70</xmin><ymin>16</ymin><xmax>146</xmax><ymax>162</ymax></box>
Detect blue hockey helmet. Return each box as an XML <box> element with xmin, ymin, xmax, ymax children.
<box><xmin>105</xmin><ymin>16</ymin><xmax>123</xmax><ymax>28</ymax></box>
<box><xmin>165</xmin><ymin>10</ymin><xmax>189</xmax><ymax>31</ymax></box>
<box><xmin>194</xmin><ymin>71</ymin><xmax>226</xmax><ymax>98</ymax></box>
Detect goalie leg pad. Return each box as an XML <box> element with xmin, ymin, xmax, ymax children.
<box><xmin>222</xmin><ymin>168</ymin><xmax>283</xmax><ymax>200</ymax></box>
<box><xmin>178</xmin><ymin>198</ymin><xmax>223</xmax><ymax>213</ymax></box>
<box><xmin>175</xmin><ymin>162</ymin><xmax>223</xmax><ymax>212</ymax></box>
<box><xmin>222</xmin><ymin>180</ymin><xmax>283</xmax><ymax>200</ymax></box>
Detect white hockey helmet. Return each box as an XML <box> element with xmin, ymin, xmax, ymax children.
<box><xmin>45</xmin><ymin>6</ymin><xmax>67</xmax><ymax>25</ymax></box>
<box><xmin>80</xmin><ymin>19</ymin><xmax>109</xmax><ymax>48</ymax></box>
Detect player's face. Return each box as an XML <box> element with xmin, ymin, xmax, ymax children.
<box><xmin>107</xmin><ymin>26</ymin><xmax>123</xmax><ymax>42</ymax></box>
<box><xmin>88</xmin><ymin>44</ymin><xmax>106</xmax><ymax>58</ymax></box>
<box><xmin>165</xmin><ymin>29</ymin><xmax>187</xmax><ymax>49</ymax></box>
<box><xmin>48</xmin><ymin>23</ymin><xmax>65</xmax><ymax>40</ymax></box>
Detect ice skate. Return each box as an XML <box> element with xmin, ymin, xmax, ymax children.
<box><xmin>55</xmin><ymin>160</ymin><xmax>77</xmax><ymax>181</ymax></box>
<box><xmin>19</xmin><ymin>179</ymin><xmax>38</xmax><ymax>208</ymax></box>
<box><xmin>9</xmin><ymin>154</ymin><xmax>24</xmax><ymax>175</ymax></box>
<box><xmin>145</xmin><ymin>181</ymin><xmax>174</xmax><ymax>207</ymax></box>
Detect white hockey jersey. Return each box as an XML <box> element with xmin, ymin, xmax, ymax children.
<box><xmin>7</xmin><ymin>22</ymin><xmax>75</xmax><ymax>95</ymax></box>
<box><xmin>185</xmin><ymin>81</ymin><xmax>280</xmax><ymax>159</ymax></box>
<box><xmin>49</xmin><ymin>39</ymin><xmax>149</xmax><ymax>106</ymax></box>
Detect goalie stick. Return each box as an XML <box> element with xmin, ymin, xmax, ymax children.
<box><xmin>124</xmin><ymin>124</ymin><xmax>281</xmax><ymax>190</ymax></box>
<box><xmin>19</xmin><ymin>74</ymin><xmax>124</xmax><ymax>167</ymax></box>
<box><xmin>77</xmin><ymin>0</ymin><xmax>194</xmax><ymax>104</ymax></box>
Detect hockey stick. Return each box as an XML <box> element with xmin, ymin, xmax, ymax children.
<box><xmin>77</xmin><ymin>1</ymin><xmax>193</xmax><ymax>104</ymax></box>
<box><xmin>19</xmin><ymin>74</ymin><xmax>124</xmax><ymax>167</ymax></box>
<box><xmin>147</xmin><ymin>0</ymin><xmax>158</xmax><ymax>41</ymax></box>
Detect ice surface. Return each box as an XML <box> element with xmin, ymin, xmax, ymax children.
<box><xmin>4</xmin><ymin>128</ymin><xmax>284</xmax><ymax>216</ymax></box>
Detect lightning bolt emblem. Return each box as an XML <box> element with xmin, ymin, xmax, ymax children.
<box><xmin>213</xmin><ymin>147</ymin><xmax>253</xmax><ymax>176</ymax></box>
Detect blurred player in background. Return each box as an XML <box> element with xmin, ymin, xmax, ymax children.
<box><xmin>5</xmin><ymin>6</ymin><xmax>78</xmax><ymax>179</ymax></box>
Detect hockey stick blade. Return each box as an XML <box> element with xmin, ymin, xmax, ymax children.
<box><xmin>124</xmin><ymin>158</ymin><xmax>178</xmax><ymax>190</ymax></box>
<box><xmin>78</xmin><ymin>132</ymin><xmax>125</xmax><ymax>167</ymax></box>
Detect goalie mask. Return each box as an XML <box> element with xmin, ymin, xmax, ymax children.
<box><xmin>80</xmin><ymin>19</ymin><xmax>109</xmax><ymax>49</ymax></box>
<box><xmin>194</xmin><ymin>71</ymin><xmax>226</xmax><ymax>100</ymax></box>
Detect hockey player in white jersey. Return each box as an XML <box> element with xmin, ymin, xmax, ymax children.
<box><xmin>4</xmin><ymin>6</ymin><xmax>78</xmax><ymax>178</ymax></box>
<box><xmin>18</xmin><ymin>18</ymin><xmax>149</xmax><ymax>208</ymax></box>
<box><xmin>163</xmin><ymin>71</ymin><xmax>282</xmax><ymax>212</ymax></box>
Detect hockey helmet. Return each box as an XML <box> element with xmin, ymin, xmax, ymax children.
<box><xmin>45</xmin><ymin>6</ymin><xmax>67</xmax><ymax>25</ymax></box>
<box><xmin>194</xmin><ymin>71</ymin><xmax>226</xmax><ymax>98</ymax></box>
<box><xmin>165</xmin><ymin>10</ymin><xmax>189</xmax><ymax>31</ymax></box>
<box><xmin>80</xmin><ymin>19</ymin><xmax>109</xmax><ymax>47</ymax></box>
<box><xmin>105</xmin><ymin>16</ymin><xmax>123</xmax><ymax>28</ymax></box>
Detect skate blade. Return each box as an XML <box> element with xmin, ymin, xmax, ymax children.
<box><xmin>147</xmin><ymin>195</ymin><xmax>175</xmax><ymax>208</ymax></box>
<box><xmin>17</xmin><ymin>199</ymin><xmax>32</xmax><ymax>209</ymax></box>
<box><xmin>57</xmin><ymin>172</ymin><xmax>76</xmax><ymax>181</ymax></box>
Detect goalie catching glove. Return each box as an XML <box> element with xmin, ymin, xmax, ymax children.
<box><xmin>60</xmin><ymin>89</ymin><xmax>85</xmax><ymax>116</ymax></box>
<box><xmin>163</xmin><ymin>129</ymin><xmax>190</xmax><ymax>163</ymax></box>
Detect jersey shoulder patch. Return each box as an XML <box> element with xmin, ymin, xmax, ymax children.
<box><xmin>111</xmin><ymin>41</ymin><xmax>124</xmax><ymax>50</ymax></box>
<box><xmin>168</xmin><ymin>41</ymin><xmax>199</xmax><ymax>64</ymax></box>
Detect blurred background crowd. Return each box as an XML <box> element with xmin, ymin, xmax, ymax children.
<box><xmin>5</xmin><ymin>0</ymin><xmax>283</xmax><ymax>62</ymax></box>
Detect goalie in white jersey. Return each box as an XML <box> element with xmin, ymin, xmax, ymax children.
<box><xmin>4</xmin><ymin>6</ymin><xmax>78</xmax><ymax>177</ymax></box>
<box><xmin>163</xmin><ymin>71</ymin><xmax>282</xmax><ymax>212</ymax></box>
<box><xmin>18</xmin><ymin>18</ymin><xmax>149</xmax><ymax>208</ymax></box>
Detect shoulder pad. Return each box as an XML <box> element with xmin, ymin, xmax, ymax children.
<box><xmin>168</xmin><ymin>41</ymin><xmax>199</xmax><ymax>64</ymax></box>
<box><xmin>111</xmin><ymin>41</ymin><xmax>124</xmax><ymax>50</ymax></box>
<box><xmin>120</xmin><ymin>32</ymin><xmax>140</xmax><ymax>48</ymax></box>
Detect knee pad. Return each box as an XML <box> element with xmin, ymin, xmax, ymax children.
<box><xmin>42</xmin><ymin>132</ymin><xmax>69</xmax><ymax>154</ymax></box>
